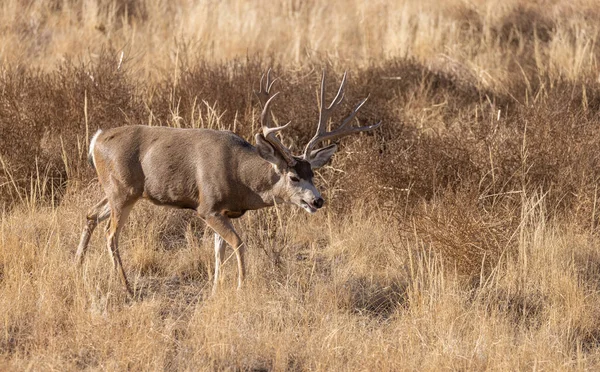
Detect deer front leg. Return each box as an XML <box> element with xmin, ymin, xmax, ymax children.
<box><xmin>76</xmin><ymin>197</ymin><xmax>111</xmax><ymax>265</ymax></box>
<box><xmin>105</xmin><ymin>202</ymin><xmax>135</xmax><ymax>296</ymax></box>
<box><xmin>204</xmin><ymin>214</ymin><xmax>245</xmax><ymax>290</ymax></box>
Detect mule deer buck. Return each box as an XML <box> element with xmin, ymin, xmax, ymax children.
<box><xmin>76</xmin><ymin>70</ymin><xmax>381</xmax><ymax>295</ymax></box>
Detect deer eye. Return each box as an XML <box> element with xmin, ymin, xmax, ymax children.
<box><xmin>289</xmin><ymin>175</ymin><xmax>300</xmax><ymax>183</ymax></box>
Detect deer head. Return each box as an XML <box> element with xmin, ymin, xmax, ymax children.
<box><xmin>254</xmin><ymin>69</ymin><xmax>381</xmax><ymax>213</ymax></box>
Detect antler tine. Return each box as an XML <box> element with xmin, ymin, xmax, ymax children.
<box><xmin>338</xmin><ymin>95</ymin><xmax>369</xmax><ymax>130</ymax></box>
<box><xmin>305</xmin><ymin>70</ymin><xmax>345</xmax><ymax>158</ymax></box>
<box><xmin>328</xmin><ymin>71</ymin><xmax>347</xmax><ymax>109</ymax></box>
<box><xmin>256</xmin><ymin>71</ymin><xmax>297</xmax><ymax>167</ymax></box>
<box><xmin>259</xmin><ymin>71</ymin><xmax>265</xmax><ymax>90</ymax></box>
<box><xmin>263</xmin><ymin>121</ymin><xmax>292</xmax><ymax>138</ymax></box>
<box><xmin>303</xmin><ymin>71</ymin><xmax>380</xmax><ymax>159</ymax></box>
<box><xmin>317</xmin><ymin>70</ymin><xmax>347</xmax><ymax>123</ymax></box>
<box><xmin>267</xmin><ymin>70</ymin><xmax>278</xmax><ymax>93</ymax></box>
<box><xmin>310</xmin><ymin>120</ymin><xmax>382</xmax><ymax>147</ymax></box>
<box><xmin>256</xmin><ymin>68</ymin><xmax>280</xmax><ymax>106</ymax></box>
<box><xmin>259</xmin><ymin>91</ymin><xmax>280</xmax><ymax>125</ymax></box>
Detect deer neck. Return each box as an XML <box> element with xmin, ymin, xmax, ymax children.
<box><xmin>238</xmin><ymin>155</ymin><xmax>287</xmax><ymax>208</ymax></box>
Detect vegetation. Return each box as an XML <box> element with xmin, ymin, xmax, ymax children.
<box><xmin>2</xmin><ymin>0</ymin><xmax>600</xmax><ymax>369</ymax></box>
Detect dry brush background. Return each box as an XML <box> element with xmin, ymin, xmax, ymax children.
<box><xmin>3</xmin><ymin>0</ymin><xmax>600</xmax><ymax>370</ymax></box>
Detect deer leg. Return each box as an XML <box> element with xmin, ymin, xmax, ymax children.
<box><xmin>106</xmin><ymin>201</ymin><xmax>135</xmax><ymax>296</ymax></box>
<box><xmin>76</xmin><ymin>197</ymin><xmax>111</xmax><ymax>265</ymax></box>
<box><xmin>212</xmin><ymin>233</ymin><xmax>226</xmax><ymax>295</ymax></box>
<box><xmin>204</xmin><ymin>214</ymin><xmax>246</xmax><ymax>290</ymax></box>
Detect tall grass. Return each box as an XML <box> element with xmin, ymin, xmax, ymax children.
<box><xmin>2</xmin><ymin>0</ymin><xmax>600</xmax><ymax>370</ymax></box>
<box><xmin>3</xmin><ymin>185</ymin><xmax>600</xmax><ymax>369</ymax></box>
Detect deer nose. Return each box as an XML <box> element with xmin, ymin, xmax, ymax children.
<box><xmin>313</xmin><ymin>197</ymin><xmax>324</xmax><ymax>209</ymax></box>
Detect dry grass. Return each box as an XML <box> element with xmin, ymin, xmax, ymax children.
<box><xmin>3</xmin><ymin>0</ymin><xmax>600</xmax><ymax>370</ymax></box>
<box><xmin>3</xmin><ymin>190</ymin><xmax>600</xmax><ymax>370</ymax></box>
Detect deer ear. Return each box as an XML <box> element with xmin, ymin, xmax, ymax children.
<box><xmin>308</xmin><ymin>144</ymin><xmax>337</xmax><ymax>169</ymax></box>
<box><xmin>255</xmin><ymin>134</ymin><xmax>285</xmax><ymax>166</ymax></box>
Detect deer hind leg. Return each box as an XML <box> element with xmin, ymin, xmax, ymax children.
<box><xmin>106</xmin><ymin>201</ymin><xmax>136</xmax><ymax>296</ymax></box>
<box><xmin>204</xmin><ymin>214</ymin><xmax>246</xmax><ymax>290</ymax></box>
<box><xmin>76</xmin><ymin>197</ymin><xmax>111</xmax><ymax>265</ymax></box>
<box><xmin>212</xmin><ymin>233</ymin><xmax>226</xmax><ymax>295</ymax></box>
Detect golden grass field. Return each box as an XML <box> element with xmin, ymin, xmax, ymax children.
<box><xmin>3</xmin><ymin>0</ymin><xmax>600</xmax><ymax>370</ymax></box>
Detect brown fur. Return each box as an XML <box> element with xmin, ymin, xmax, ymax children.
<box><xmin>93</xmin><ymin>125</ymin><xmax>280</xmax><ymax>215</ymax></box>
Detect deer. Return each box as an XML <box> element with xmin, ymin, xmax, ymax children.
<box><xmin>76</xmin><ymin>70</ymin><xmax>381</xmax><ymax>296</ymax></box>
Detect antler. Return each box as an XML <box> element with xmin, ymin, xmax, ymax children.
<box><xmin>303</xmin><ymin>70</ymin><xmax>381</xmax><ymax>159</ymax></box>
<box><xmin>255</xmin><ymin>69</ymin><xmax>297</xmax><ymax>166</ymax></box>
